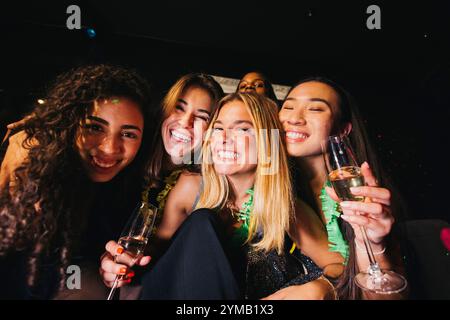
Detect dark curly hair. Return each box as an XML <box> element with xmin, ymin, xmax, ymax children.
<box><xmin>0</xmin><ymin>64</ymin><xmax>154</xmax><ymax>296</ymax></box>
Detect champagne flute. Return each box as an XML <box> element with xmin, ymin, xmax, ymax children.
<box><xmin>322</xmin><ymin>134</ymin><xmax>407</xmax><ymax>294</ymax></box>
<box><xmin>106</xmin><ymin>201</ymin><xmax>158</xmax><ymax>300</ymax></box>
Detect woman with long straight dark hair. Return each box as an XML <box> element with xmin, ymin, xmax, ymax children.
<box><xmin>279</xmin><ymin>76</ymin><xmax>408</xmax><ymax>299</ymax></box>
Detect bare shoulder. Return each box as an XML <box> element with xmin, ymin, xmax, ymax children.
<box><xmin>165</xmin><ymin>170</ymin><xmax>202</xmax><ymax>213</ymax></box>
<box><xmin>157</xmin><ymin>170</ymin><xmax>202</xmax><ymax>240</ymax></box>
<box><xmin>173</xmin><ymin>170</ymin><xmax>202</xmax><ymax>195</ymax></box>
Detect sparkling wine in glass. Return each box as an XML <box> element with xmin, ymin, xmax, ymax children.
<box><xmin>323</xmin><ymin>134</ymin><xmax>407</xmax><ymax>295</ymax></box>
<box><xmin>106</xmin><ymin>201</ymin><xmax>158</xmax><ymax>300</ymax></box>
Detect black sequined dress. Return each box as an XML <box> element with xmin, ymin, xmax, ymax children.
<box><xmin>245</xmin><ymin>234</ymin><xmax>323</xmax><ymax>299</ymax></box>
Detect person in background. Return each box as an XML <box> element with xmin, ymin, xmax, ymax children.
<box><xmin>237</xmin><ymin>71</ymin><xmax>279</xmax><ymax>107</ymax></box>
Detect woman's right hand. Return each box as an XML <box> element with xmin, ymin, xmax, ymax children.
<box><xmin>100</xmin><ymin>240</ymin><xmax>152</xmax><ymax>288</ymax></box>
<box><xmin>6</xmin><ymin>113</ymin><xmax>35</xmax><ymax>130</ymax></box>
<box><xmin>0</xmin><ymin>130</ymin><xmax>30</xmax><ymax>189</ymax></box>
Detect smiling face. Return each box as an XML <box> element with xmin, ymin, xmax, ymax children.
<box><xmin>210</xmin><ymin>100</ymin><xmax>257</xmax><ymax>177</ymax></box>
<box><xmin>278</xmin><ymin>81</ymin><xmax>340</xmax><ymax>158</ymax></box>
<box><xmin>75</xmin><ymin>97</ymin><xmax>144</xmax><ymax>182</ymax></box>
<box><xmin>237</xmin><ymin>72</ymin><xmax>267</xmax><ymax>96</ymax></box>
<box><xmin>161</xmin><ymin>85</ymin><xmax>213</xmax><ymax>164</ymax></box>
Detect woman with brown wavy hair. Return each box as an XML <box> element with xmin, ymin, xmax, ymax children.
<box><xmin>97</xmin><ymin>73</ymin><xmax>223</xmax><ymax>297</ymax></box>
<box><xmin>0</xmin><ymin>64</ymin><xmax>154</xmax><ymax>299</ymax></box>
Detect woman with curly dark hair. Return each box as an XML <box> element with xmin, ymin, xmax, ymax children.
<box><xmin>0</xmin><ymin>64</ymin><xmax>154</xmax><ymax>299</ymax></box>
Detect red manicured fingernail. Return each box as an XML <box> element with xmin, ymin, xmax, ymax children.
<box><xmin>119</xmin><ymin>267</ymin><xmax>127</xmax><ymax>275</ymax></box>
<box><xmin>125</xmin><ymin>279</ymin><xmax>132</xmax><ymax>283</ymax></box>
<box><xmin>116</xmin><ymin>247</ymin><xmax>124</xmax><ymax>255</ymax></box>
<box><xmin>127</xmin><ymin>272</ymin><xmax>135</xmax><ymax>278</ymax></box>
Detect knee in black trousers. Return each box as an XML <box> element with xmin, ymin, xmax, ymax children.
<box><xmin>140</xmin><ymin>208</ymin><xmax>242</xmax><ymax>300</ymax></box>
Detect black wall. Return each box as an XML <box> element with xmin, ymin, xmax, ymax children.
<box><xmin>1</xmin><ymin>1</ymin><xmax>449</xmax><ymax>222</ymax></box>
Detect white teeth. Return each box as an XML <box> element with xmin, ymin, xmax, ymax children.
<box><xmin>218</xmin><ymin>150</ymin><xmax>239</xmax><ymax>160</ymax></box>
<box><xmin>286</xmin><ymin>132</ymin><xmax>308</xmax><ymax>139</ymax></box>
<box><xmin>93</xmin><ymin>157</ymin><xmax>117</xmax><ymax>168</ymax></box>
<box><xmin>172</xmin><ymin>130</ymin><xmax>192</xmax><ymax>143</ymax></box>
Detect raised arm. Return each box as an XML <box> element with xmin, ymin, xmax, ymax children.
<box><xmin>0</xmin><ymin>130</ymin><xmax>31</xmax><ymax>189</ymax></box>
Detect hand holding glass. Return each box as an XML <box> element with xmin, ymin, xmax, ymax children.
<box><xmin>106</xmin><ymin>202</ymin><xmax>158</xmax><ymax>300</ymax></box>
<box><xmin>322</xmin><ymin>134</ymin><xmax>407</xmax><ymax>294</ymax></box>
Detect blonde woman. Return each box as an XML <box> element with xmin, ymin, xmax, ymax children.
<box><xmin>101</xmin><ymin>92</ymin><xmax>342</xmax><ymax>299</ymax></box>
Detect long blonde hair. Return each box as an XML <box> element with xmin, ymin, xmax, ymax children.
<box><xmin>196</xmin><ymin>92</ymin><xmax>294</xmax><ymax>254</ymax></box>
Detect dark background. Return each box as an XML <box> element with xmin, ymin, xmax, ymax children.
<box><xmin>1</xmin><ymin>1</ymin><xmax>449</xmax><ymax>222</ymax></box>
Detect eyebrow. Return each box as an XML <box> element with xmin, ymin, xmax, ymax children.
<box><xmin>178</xmin><ymin>99</ymin><xmax>211</xmax><ymax>115</ymax></box>
<box><xmin>87</xmin><ymin>115</ymin><xmax>108</xmax><ymax>125</ymax></box>
<box><xmin>87</xmin><ymin>115</ymin><xmax>142</xmax><ymax>132</ymax></box>
<box><xmin>239</xmin><ymin>79</ymin><xmax>265</xmax><ymax>84</ymax></box>
<box><xmin>214</xmin><ymin>120</ymin><xmax>253</xmax><ymax>126</ymax></box>
<box><xmin>284</xmin><ymin>97</ymin><xmax>332</xmax><ymax>109</ymax></box>
<box><xmin>121</xmin><ymin>125</ymin><xmax>142</xmax><ymax>132</ymax></box>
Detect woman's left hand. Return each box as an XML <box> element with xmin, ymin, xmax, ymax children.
<box><xmin>325</xmin><ymin>161</ymin><xmax>395</xmax><ymax>245</ymax></box>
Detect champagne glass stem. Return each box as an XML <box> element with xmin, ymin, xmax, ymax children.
<box><xmin>358</xmin><ymin>225</ymin><xmax>381</xmax><ymax>274</ymax></box>
<box><xmin>106</xmin><ymin>255</ymin><xmax>140</xmax><ymax>300</ymax></box>
<box><xmin>106</xmin><ymin>275</ymin><xmax>121</xmax><ymax>300</ymax></box>
<box><xmin>106</xmin><ymin>254</ymin><xmax>126</xmax><ymax>301</ymax></box>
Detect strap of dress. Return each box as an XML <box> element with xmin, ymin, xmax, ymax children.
<box><xmin>191</xmin><ymin>178</ymin><xmax>204</xmax><ymax>212</ymax></box>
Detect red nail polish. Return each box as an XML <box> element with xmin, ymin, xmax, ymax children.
<box><xmin>116</xmin><ymin>247</ymin><xmax>124</xmax><ymax>255</ymax></box>
<box><xmin>127</xmin><ymin>272</ymin><xmax>135</xmax><ymax>278</ymax></box>
<box><xmin>119</xmin><ymin>267</ymin><xmax>127</xmax><ymax>275</ymax></box>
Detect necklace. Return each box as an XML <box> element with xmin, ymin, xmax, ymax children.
<box><xmin>226</xmin><ymin>187</ymin><xmax>254</xmax><ymax>233</ymax></box>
